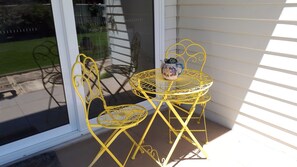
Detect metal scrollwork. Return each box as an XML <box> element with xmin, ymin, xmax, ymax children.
<box><xmin>165</xmin><ymin>38</ymin><xmax>207</xmax><ymax>71</ymax></box>
<box><xmin>142</xmin><ymin>145</ymin><xmax>161</xmax><ymax>163</ymax></box>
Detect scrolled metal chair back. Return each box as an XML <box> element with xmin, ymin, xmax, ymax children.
<box><xmin>165</xmin><ymin>38</ymin><xmax>207</xmax><ymax>72</ymax></box>
<box><xmin>32</xmin><ymin>41</ymin><xmax>61</xmax><ymax>83</ymax></box>
<box><xmin>71</xmin><ymin>54</ymin><xmax>107</xmax><ymax>118</ymax></box>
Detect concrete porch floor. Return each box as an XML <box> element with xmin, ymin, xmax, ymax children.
<box><xmin>55</xmin><ymin>111</ymin><xmax>297</xmax><ymax>167</ymax></box>
<box><xmin>2</xmin><ymin>66</ymin><xmax>297</xmax><ymax>167</ymax></box>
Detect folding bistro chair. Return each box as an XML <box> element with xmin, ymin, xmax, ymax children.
<box><xmin>167</xmin><ymin>38</ymin><xmax>211</xmax><ymax>144</ymax></box>
<box><xmin>104</xmin><ymin>32</ymin><xmax>141</xmax><ymax>97</ymax></box>
<box><xmin>33</xmin><ymin>41</ymin><xmax>65</xmax><ymax>109</ymax></box>
<box><xmin>71</xmin><ymin>54</ymin><xmax>148</xmax><ymax>167</ymax></box>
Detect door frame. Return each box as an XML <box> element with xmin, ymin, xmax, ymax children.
<box><xmin>0</xmin><ymin>0</ymin><xmax>164</xmax><ymax>165</ymax></box>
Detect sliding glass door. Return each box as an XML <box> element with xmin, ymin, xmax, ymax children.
<box><xmin>0</xmin><ymin>0</ymin><xmax>69</xmax><ymax>146</ymax></box>
<box><xmin>0</xmin><ymin>0</ymin><xmax>158</xmax><ymax>165</ymax></box>
<box><xmin>73</xmin><ymin>0</ymin><xmax>155</xmax><ymax>117</ymax></box>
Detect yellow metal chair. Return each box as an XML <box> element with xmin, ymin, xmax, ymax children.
<box><xmin>166</xmin><ymin>38</ymin><xmax>211</xmax><ymax>144</ymax></box>
<box><xmin>33</xmin><ymin>41</ymin><xmax>65</xmax><ymax>109</ymax></box>
<box><xmin>104</xmin><ymin>32</ymin><xmax>141</xmax><ymax>97</ymax></box>
<box><xmin>71</xmin><ymin>54</ymin><xmax>148</xmax><ymax>167</ymax></box>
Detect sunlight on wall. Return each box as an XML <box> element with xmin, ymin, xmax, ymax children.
<box><xmin>272</xmin><ymin>24</ymin><xmax>297</xmax><ymax>38</ymax></box>
<box><xmin>254</xmin><ymin>67</ymin><xmax>297</xmax><ymax>87</ymax></box>
<box><xmin>244</xmin><ymin>92</ymin><xmax>296</xmax><ymax>118</ymax></box>
<box><xmin>266</xmin><ymin>40</ymin><xmax>297</xmax><ymax>55</ymax></box>
<box><xmin>278</xmin><ymin>7</ymin><xmax>297</xmax><ymax>20</ymax></box>
<box><xmin>249</xmin><ymin>80</ymin><xmax>297</xmax><ymax>105</ymax></box>
<box><xmin>235</xmin><ymin>0</ymin><xmax>297</xmax><ymax>157</ymax></box>
<box><xmin>260</xmin><ymin>54</ymin><xmax>297</xmax><ymax>72</ymax></box>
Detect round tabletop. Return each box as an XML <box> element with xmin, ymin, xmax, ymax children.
<box><xmin>129</xmin><ymin>68</ymin><xmax>213</xmax><ymax>102</ymax></box>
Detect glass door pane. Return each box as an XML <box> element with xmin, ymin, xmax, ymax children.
<box><xmin>73</xmin><ymin>0</ymin><xmax>155</xmax><ymax>118</ymax></box>
<box><xmin>0</xmin><ymin>0</ymin><xmax>69</xmax><ymax>146</ymax></box>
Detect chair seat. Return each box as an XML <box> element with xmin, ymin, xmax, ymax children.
<box><xmin>105</xmin><ymin>64</ymin><xmax>132</xmax><ymax>75</ymax></box>
<box><xmin>47</xmin><ymin>72</ymin><xmax>63</xmax><ymax>84</ymax></box>
<box><xmin>175</xmin><ymin>93</ymin><xmax>211</xmax><ymax>104</ymax></box>
<box><xmin>97</xmin><ymin>104</ymin><xmax>147</xmax><ymax>129</ymax></box>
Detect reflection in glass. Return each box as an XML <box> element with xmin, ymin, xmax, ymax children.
<box><xmin>0</xmin><ymin>1</ymin><xmax>68</xmax><ymax>146</ymax></box>
<box><xmin>73</xmin><ymin>0</ymin><xmax>155</xmax><ymax>118</ymax></box>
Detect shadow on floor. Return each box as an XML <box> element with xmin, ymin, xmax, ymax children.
<box><xmin>55</xmin><ymin>109</ymin><xmax>230</xmax><ymax>167</ymax></box>
<box><xmin>0</xmin><ymin>105</ymin><xmax>68</xmax><ymax>146</ymax></box>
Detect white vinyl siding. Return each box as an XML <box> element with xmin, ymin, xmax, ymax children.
<box><xmin>165</xmin><ymin>0</ymin><xmax>177</xmax><ymax>49</ymax></box>
<box><xmin>172</xmin><ymin>0</ymin><xmax>297</xmax><ymax>157</ymax></box>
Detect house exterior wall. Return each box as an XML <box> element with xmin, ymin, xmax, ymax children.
<box><xmin>165</xmin><ymin>0</ymin><xmax>177</xmax><ymax>49</ymax></box>
<box><xmin>170</xmin><ymin>0</ymin><xmax>297</xmax><ymax>157</ymax></box>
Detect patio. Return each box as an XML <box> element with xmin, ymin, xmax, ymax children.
<box><xmin>56</xmin><ymin>113</ymin><xmax>232</xmax><ymax>167</ymax></box>
<box><xmin>1</xmin><ymin>1</ymin><xmax>297</xmax><ymax>166</ymax></box>
<box><xmin>7</xmin><ymin>109</ymin><xmax>297</xmax><ymax>167</ymax></box>
<box><xmin>55</xmin><ymin>113</ymin><xmax>297</xmax><ymax>167</ymax></box>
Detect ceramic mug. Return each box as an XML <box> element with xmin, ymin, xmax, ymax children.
<box><xmin>161</xmin><ymin>58</ymin><xmax>184</xmax><ymax>80</ymax></box>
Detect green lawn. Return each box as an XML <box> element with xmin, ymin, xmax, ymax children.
<box><xmin>77</xmin><ymin>31</ymin><xmax>109</xmax><ymax>60</ymax></box>
<box><xmin>0</xmin><ymin>32</ymin><xmax>108</xmax><ymax>76</ymax></box>
<box><xmin>0</xmin><ymin>37</ymin><xmax>55</xmax><ymax>76</ymax></box>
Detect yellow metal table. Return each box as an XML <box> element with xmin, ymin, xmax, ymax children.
<box><xmin>129</xmin><ymin>68</ymin><xmax>213</xmax><ymax>166</ymax></box>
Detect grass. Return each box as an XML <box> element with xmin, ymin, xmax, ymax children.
<box><xmin>77</xmin><ymin>31</ymin><xmax>109</xmax><ymax>60</ymax></box>
<box><xmin>0</xmin><ymin>31</ymin><xmax>108</xmax><ymax>76</ymax></box>
<box><xmin>0</xmin><ymin>37</ymin><xmax>55</xmax><ymax>76</ymax></box>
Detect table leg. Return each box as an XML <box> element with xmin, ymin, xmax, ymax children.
<box><xmin>166</xmin><ymin>101</ymin><xmax>208</xmax><ymax>158</ymax></box>
<box><xmin>132</xmin><ymin>81</ymin><xmax>174</xmax><ymax>160</ymax></box>
<box><xmin>131</xmin><ymin>98</ymin><xmax>164</xmax><ymax>159</ymax></box>
<box><xmin>154</xmin><ymin>104</ymin><xmax>198</xmax><ymax>148</ymax></box>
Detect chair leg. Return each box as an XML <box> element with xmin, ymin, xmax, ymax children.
<box><xmin>114</xmin><ymin>78</ymin><xmax>129</xmax><ymax>95</ymax></box>
<box><xmin>169</xmin><ymin>103</ymin><xmax>209</xmax><ymax>144</ymax></box>
<box><xmin>197</xmin><ymin>104</ymin><xmax>204</xmax><ymax>124</ymax></box>
<box><xmin>45</xmin><ymin>82</ymin><xmax>62</xmax><ymax>109</ymax></box>
<box><xmin>89</xmin><ymin>129</ymin><xmax>125</xmax><ymax>167</ymax></box>
<box><xmin>108</xmin><ymin>72</ymin><xmax>135</xmax><ymax>101</ymax></box>
<box><xmin>114</xmin><ymin>77</ymin><xmax>135</xmax><ymax>100</ymax></box>
<box><xmin>123</xmin><ymin>131</ymin><xmax>145</xmax><ymax>159</ymax></box>
<box><xmin>104</xmin><ymin>71</ymin><xmax>133</xmax><ymax>99</ymax></box>
<box><xmin>168</xmin><ymin>107</ymin><xmax>173</xmax><ymax>144</ymax></box>
<box><xmin>108</xmin><ymin>72</ymin><xmax>127</xmax><ymax>92</ymax></box>
<box><xmin>98</xmin><ymin>130</ymin><xmax>120</xmax><ymax>152</ymax></box>
<box><xmin>45</xmin><ymin>83</ymin><xmax>62</xmax><ymax>124</ymax></box>
<box><xmin>48</xmin><ymin>83</ymin><xmax>55</xmax><ymax>109</ymax></box>
<box><xmin>100</xmin><ymin>80</ymin><xmax>117</xmax><ymax>102</ymax></box>
<box><xmin>198</xmin><ymin>103</ymin><xmax>208</xmax><ymax>143</ymax></box>
<box><xmin>89</xmin><ymin>128</ymin><xmax>142</xmax><ymax>167</ymax></box>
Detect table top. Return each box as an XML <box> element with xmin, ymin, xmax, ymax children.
<box><xmin>129</xmin><ymin>68</ymin><xmax>213</xmax><ymax>102</ymax></box>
